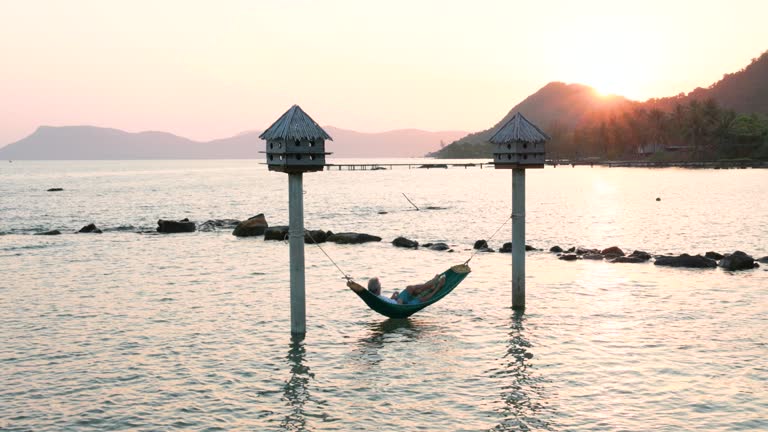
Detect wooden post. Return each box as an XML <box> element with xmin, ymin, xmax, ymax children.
<box><xmin>512</xmin><ymin>168</ymin><xmax>525</xmax><ymax>310</ymax></box>
<box><xmin>288</xmin><ymin>172</ymin><xmax>306</xmax><ymax>335</ymax></box>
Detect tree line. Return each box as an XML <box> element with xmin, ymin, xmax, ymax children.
<box><xmin>547</xmin><ymin>98</ymin><xmax>768</xmax><ymax>161</ymax></box>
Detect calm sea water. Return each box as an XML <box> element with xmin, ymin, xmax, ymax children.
<box><xmin>1</xmin><ymin>160</ymin><xmax>766</xmax><ymax>431</ymax></box>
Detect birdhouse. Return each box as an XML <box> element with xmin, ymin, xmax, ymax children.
<box><xmin>489</xmin><ymin>112</ymin><xmax>549</xmax><ymax>169</ymax></box>
<box><xmin>260</xmin><ymin>105</ymin><xmax>333</xmax><ymax>173</ymax></box>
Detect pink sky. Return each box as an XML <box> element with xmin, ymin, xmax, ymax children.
<box><xmin>1</xmin><ymin>0</ymin><xmax>766</xmax><ymax>146</ymax></box>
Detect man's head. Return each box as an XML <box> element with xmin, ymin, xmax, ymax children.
<box><xmin>367</xmin><ymin>277</ymin><xmax>381</xmax><ymax>295</ymax></box>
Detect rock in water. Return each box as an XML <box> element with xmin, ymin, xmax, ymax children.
<box><xmin>629</xmin><ymin>250</ymin><xmax>652</xmax><ymax>261</ymax></box>
<box><xmin>582</xmin><ymin>253</ymin><xmax>604</xmax><ymax>260</ymax></box>
<box><xmin>264</xmin><ymin>226</ymin><xmax>289</xmax><ymax>241</ymax></box>
<box><xmin>718</xmin><ymin>251</ymin><xmax>756</xmax><ymax>271</ymax></box>
<box><xmin>559</xmin><ymin>254</ymin><xmax>579</xmax><ymax>261</ymax></box>
<box><xmin>47</xmin><ymin>188</ymin><xmax>64</xmax><ymax>192</ymax></box>
<box><xmin>232</xmin><ymin>214</ymin><xmax>268</xmax><ymax>237</ymax></box>
<box><xmin>78</xmin><ymin>223</ymin><xmax>102</xmax><ymax>234</ymax></box>
<box><xmin>601</xmin><ymin>246</ymin><xmax>625</xmax><ymax>256</ymax></box>
<box><xmin>550</xmin><ymin>245</ymin><xmax>563</xmax><ymax>253</ymax></box>
<box><xmin>304</xmin><ymin>230</ymin><xmax>330</xmax><ymax>244</ymax></box>
<box><xmin>758</xmin><ymin>256</ymin><xmax>768</xmax><ymax>264</ymax></box>
<box><xmin>327</xmin><ymin>232</ymin><xmax>382</xmax><ymax>244</ymax></box>
<box><xmin>654</xmin><ymin>254</ymin><xmax>716</xmax><ymax>268</ymax></box>
<box><xmin>157</xmin><ymin>218</ymin><xmax>196</xmax><ymax>233</ymax></box>
<box><xmin>423</xmin><ymin>242</ymin><xmax>450</xmax><ymax>251</ymax></box>
<box><xmin>199</xmin><ymin>219</ymin><xmax>240</xmax><ymax>232</ymax></box>
<box><xmin>35</xmin><ymin>230</ymin><xmax>61</xmax><ymax>235</ymax></box>
<box><xmin>611</xmin><ymin>256</ymin><xmax>644</xmax><ymax>263</ymax></box>
<box><xmin>393</xmin><ymin>237</ymin><xmax>419</xmax><ymax>249</ymax></box>
<box><xmin>473</xmin><ymin>239</ymin><xmax>488</xmax><ymax>250</ymax></box>
<box><xmin>704</xmin><ymin>251</ymin><xmax>724</xmax><ymax>260</ymax></box>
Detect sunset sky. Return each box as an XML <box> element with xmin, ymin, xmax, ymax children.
<box><xmin>1</xmin><ymin>0</ymin><xmax>766</xmax><ymax>145</ymax></box>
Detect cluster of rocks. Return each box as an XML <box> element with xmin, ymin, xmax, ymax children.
<box><xmin>550</xmin><ymin>245</ymin><xmax>760</xmax><ymax>271</ymax></box>
<box><xmin>34</xmin><ymin>223</ymin><xmax>104</xmax><ymax>235</ymax></box>
<box><xmin>29</xmin><ymin>214</ymin><xmax>766</xmax><ymax>273</ymax></box>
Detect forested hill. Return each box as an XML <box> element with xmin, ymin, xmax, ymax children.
<box><xmin>646</xmin><ymin>51</ymin><xmax>768</xmax><ymax>114</ymax></box>
<box><xmin>434</xmin><ymin>50</ymin><xmax>768</xmax><ymax>160</ymax></box>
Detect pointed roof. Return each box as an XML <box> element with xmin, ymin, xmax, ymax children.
<box><xmin>259</xmin><ymin>105</ymin><xmax>333</xmax><ymax>141</ymax></box>
<box><xmin>489</xmin><ymin>112</ymin><xmax>550</xmax><ymax>144</ymax></box>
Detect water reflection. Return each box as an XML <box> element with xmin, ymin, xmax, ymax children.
<box><xmin>354</xmin><ymin>319</ymin><xmax>425</xmax><ymax>366</ymax></box>
<box><xmin>280</xmin><ymin>337</ymin><xmax>315</xmax><ymax>431</ymax></box>
<box><xmin>492</xmin><ymin>310</ymin><xmax>553</xmax><ymax>431</ymax></box>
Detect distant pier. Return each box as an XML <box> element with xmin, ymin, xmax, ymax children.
<box><xmin>325</xmin><ymin>162</ymin><xmax>494</xmax><ymax>170</ymax></box>
<box><xmin>323</xmin><ymin>159</ymin><xmax>767</xmax><ymax>171</ymax></box>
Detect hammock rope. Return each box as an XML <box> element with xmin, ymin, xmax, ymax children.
<box><xmin>462</xmin><ymin>212</ymin><xmax>513</xmax><ymax>265</ymax></box>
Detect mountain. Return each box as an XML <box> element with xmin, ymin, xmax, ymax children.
<box><xmin>647</xmin><ymin>51</ymin><xmax>768</xmax><ymax>114</ymax></box>
<box><xmin>0</xmin><ymin>125</ymin><xmax>468</xmax><ymax>160</ymax></box>
<box><xmin>435</xmin><ymin>82</ymin><xmax>635</xmax><ymax>157</ymax></box>
<box><xmin>435</xmin><ymin>50</ymin><xmax>768</xmax><ymax>158</ymax></box>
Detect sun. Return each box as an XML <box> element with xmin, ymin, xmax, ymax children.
<box><xmin>556</xmin><ymin>19</ymin><xmax>658</xmax><ymax>101</ymax></box>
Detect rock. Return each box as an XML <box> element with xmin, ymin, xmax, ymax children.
<box><xmin>559</xmin><ymin>254</ymin><xmax>579</xmax><ymax>261</ymax></box>
<box><xmin>418</xmin><ymin>164</ymin><xmax>448</xmax><ymax>169</ymax></box>
<box><xmin>35</xmin><ymin>230</ymin><xmax>61</xmax><ymax>235</ymax></box>
<box><xmin>47</xmin><ymin>188</ymin><xmax>64</xmax><ymax>192</ymax></box>
<box><xmin>704</xmin><ymin>251</ymin><xmax>724</xmax><ymax>260</ymax></box>
<box><xmin>601</xmin><ymin>246</ymin><xmax>625</xmax><ymax>256</ymax></box>
<box><xmin>526</xmin><ymin>245</ymin><xmax>537</xmax><ymax>251</ymax></box>
<box><xmin>656</xmin><ymin>197</ymin><xmax>661</xmax><ymax>201</ymax></box>
<box><xmin>654</xmin><ymin>254</ymin><xmax>716</xmax><ymax>268</ymax></box>
<box><xmin>424</xmin><ymin>206</ymin><xmax>447</xmax><ymax>210</ymax></box>
<box><xmin>473</xmin><ymin>240</ymin><xmax>488</xmax><ymax>250</ymax></box>
<box><xmin>500</xmin><ymin>242</ymin><xmax>512</xmax><ymax>253</ymax></box>
<box><xmin>565</xmin><ymin>246</ymin><xmax>575</xmax><ymax>253</ymax></box>
<box><xmin>576</xmin><ymin>247</ymin><xmax>598</xmax><ymax>255</ymax></box>
<box><xmin>78</xmin><ymin>223</ymin><xmax>102</xmax><ymax>234</ymax></box>
<box><xmin>582</xmin><ymin>253</ymin><xmax>604</xmax><ymax>260</ymax></box>
<box><xmin>718</xmin><ymin>251</ymin><xmax>755</xmax><ymax>271</ymax></box>
<box><xmin>199</xmin><ymin>219</ymin><xmax>240</xmax><ymax>232</ymax></box>
<box><xmin>628</xmin><ymin>250</ymin><xmax>652</xmax><ymax>261</ymax></box>
<box><xmin>392</xmin><ymin>236</ymin><xmax>419</xmax><ymax>249</ymax></box>
<box><xmin>157</xmin><ymin>218</ymin><xmax>196</xmax><ymax>233</ymax></box>
<box><xmin>423</xmin><ymin>242</ymin><xmax>450</xmax><ymax>251</ymax></box>
<box><xmin>377</xmin><ymin>211</ymin><xmax>388</xmax><ymax>215</ymax></box>
<box><xmin>232</xmin><ymin>214</ymin><xmax>268</xmax><ymax>237</ymax></box>
<box><xmin>264</xmin><ymin>226</ymin><xmax>289</xmax><ymax>241</ymax></box>
<box><xmin>304</xmin><ymin>230</ymin><xmax>329</xmax><ymax>244</ymax></box>
<box><xmin>550</xmin><ymin>246</ymin><xmax>563</xmax><ymax>253</ymax></box>
<box><xmin>327</xmin><ymin>232</ymin><xmax>382</xmax><ymax>244</ymax></box>
<box><xmin>611</xmin><ymin>256</ymin><xmax>644</xmax><ymax>264</ymax></box>
<box><xmin>758</xmin><ymin>256</ymin><xmax>768</xmax><ymax>264</ymax></box>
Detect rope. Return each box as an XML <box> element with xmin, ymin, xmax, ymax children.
<box><xmin>463</xmin><ymin>213</ymin><xmax>513</xmax><ymax>265</ymax></box>
<box><xmin>303</xmin><ymin>229</ymin><xmax>353</xmax><ymax>281</ymax></box>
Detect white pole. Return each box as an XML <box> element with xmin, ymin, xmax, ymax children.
<box><xmin>512</xmin><ymin>168</ymin><xmax>526</xmax><ymax>310</ymax></box>
<box><xmin>288</xmin><ymin>172</ymin><xmax>306</xmax><ymax>335</ymax></box>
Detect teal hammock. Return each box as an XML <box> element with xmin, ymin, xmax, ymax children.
<box><xmin>350</xmin><ymin>264</ymin><xmax>471</xmax><ymax>319</ymax></box>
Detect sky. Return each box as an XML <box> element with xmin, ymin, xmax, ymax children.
<box><xmin>1</xmin><ymin>0</ymin><xmax>766</xmax><ymax>145</ymax></box>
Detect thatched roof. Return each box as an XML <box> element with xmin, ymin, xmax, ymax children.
<box><xmin>489</xmin><ymin>112</ymin><xmax>549</xmax><ymax>144</ymax></box>
<box><xmin>259</xmin><ymin>105</ymin><xmax>333</xmax><ymax>141</ymax></box>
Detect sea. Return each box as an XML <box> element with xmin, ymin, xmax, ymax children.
<box><xmin>1</xmin><ymin>159</ymin><xmax>766</xmax><ymax>431</ymax></box>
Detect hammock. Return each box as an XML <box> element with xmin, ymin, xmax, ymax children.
<box><xmin>350</xmin><ymin>264</ymin><xmax>471</xmax><ymax>318</ymax></box>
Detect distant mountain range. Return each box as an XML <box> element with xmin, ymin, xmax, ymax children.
<box><xmin>435</xmin><ymin>50</ymin><xmax>768</xmax><ymax>158</ymax></box>
<box><xmin>0</xmin><ymin>125</ymin><xmax>468</xmax><ymax>160</ymax></box>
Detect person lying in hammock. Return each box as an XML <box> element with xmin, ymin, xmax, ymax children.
<box><xmin>347</xmin><ymin>274</ymin><xmax>447</xmax><ymax>305</ymax></box>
